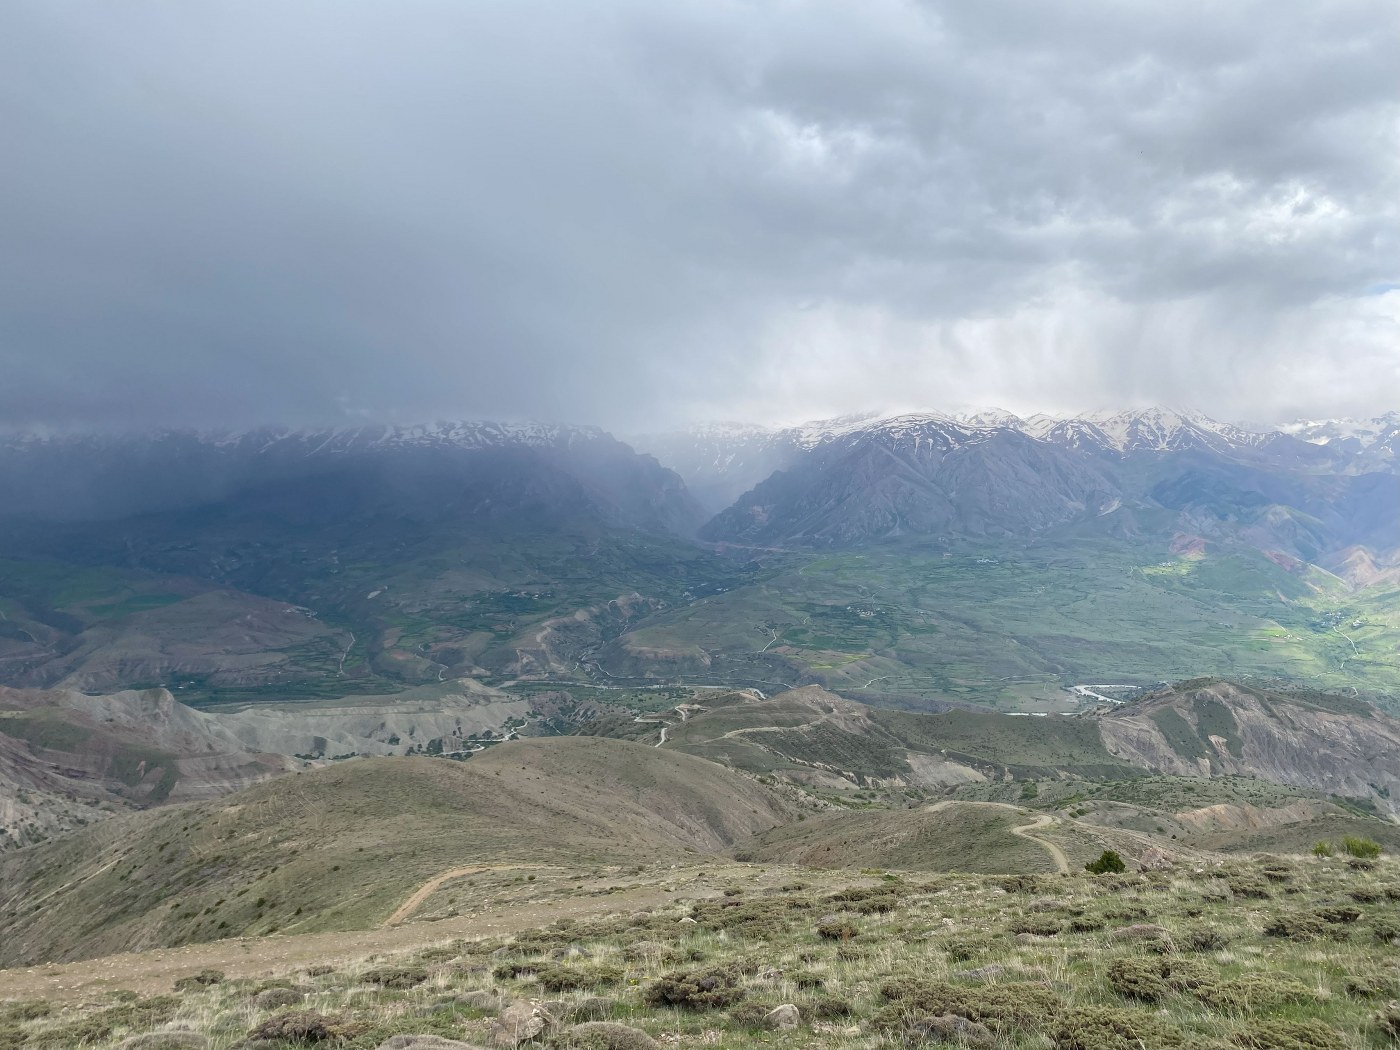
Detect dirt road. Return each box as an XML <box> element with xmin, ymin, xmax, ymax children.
<box><xmin>926</xmin><ymin>800</ymin><xmax>1070</xmax><ymax>874</ymax></box>
<box><xmin>0</xmin><ymin>882</ymin><xmax>699</xmax><ymax>1003</ymax></box>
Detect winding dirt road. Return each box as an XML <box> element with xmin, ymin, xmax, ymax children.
<box><xmin>926</xmin><ymin>800</ymin><xmax>1070</xmax><ymax>874</ymax></box>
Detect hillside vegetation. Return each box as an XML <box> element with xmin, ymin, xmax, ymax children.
<box><xmin>0</xmin><ymin>738</ymin><xmax>795</xmax><ymax>967</ymax></box>
<box><xmin>3</xmin><ymin>854</ymin><xmax>1399</xmax><ymax>1050</ymax></box>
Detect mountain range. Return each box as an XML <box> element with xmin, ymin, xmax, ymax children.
<box><xmin>0</xmin><ymin>406</ymin><xmax>1394</xmax><ymax>708</ymax></box>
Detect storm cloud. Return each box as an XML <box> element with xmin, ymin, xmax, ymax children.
<box><xmin>1</xmin><ymin>0</ymin><xmax>1395</xmax><ymax>432</ymax></box>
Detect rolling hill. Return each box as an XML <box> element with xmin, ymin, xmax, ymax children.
<box><xmin>0</xmin><ymin>736</ymin><xmax>797</xmax><ymax>967</ymax></box>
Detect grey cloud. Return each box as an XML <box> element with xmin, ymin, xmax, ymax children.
<box><xmin>0</xmin><ymin>0</ymin><xmax>1394</xmax><ymax>433</ymax></box>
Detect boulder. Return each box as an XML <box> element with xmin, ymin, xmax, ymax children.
<box><xmin>1138</xmin><ymin>847</ymin><xmax>1174</xmax><ymax>871</ymax></box>
<box><xmin>763</xmin><ymin>1004</ymin><xmax>801</xmax><ymax>1031</ymax></box>
<box><xmin>491</xmin><ymin>1001</ymin><xmax>554</xmax><ymax>1047</ymax></box>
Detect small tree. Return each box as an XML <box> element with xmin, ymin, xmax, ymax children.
<box><xmin>1085</xmin><ymin>850</ymin><xmax>1126</xmax><ymax>875</ymax></box>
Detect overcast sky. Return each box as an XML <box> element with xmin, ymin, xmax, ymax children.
<box><xmin>1</xmin><ymin>0</ymin><xmax>1396</xmax><ymax>433</ymax></box>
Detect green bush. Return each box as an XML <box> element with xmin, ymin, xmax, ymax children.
<box><xmin>1231</xmin><ymin>1019</ymin><xmax>1343</xmax><ymax>1050</ymax></box>
<box><xmin>536</xmin><ymin>964</ymin><xmax>623</xmax><ymax>992</ymax></box>
<box><xmin>362</xmin><ymin>965</ymin><xmax>428</xmax><ymax>989</ymax></box>
<box><xmin>1085</xmin><ymin>851</ymin><xmax>1127</xmax><ymax>875</ymax></box>
<box><xmin>1342</xmin><ymin>837</ymin><xmax>1381</xmax><ymax>859</ymax></box>
<box><xmin>643</xmin><ymin>965</ymin><xmax>745</xmax><ymax>1010</ymax></box>
<box><xmin>1310</xmin><ymin>842</ymin><xmax>1333</xmax><ymax>858</ymax></box>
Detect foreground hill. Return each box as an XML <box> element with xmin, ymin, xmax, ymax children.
<box><xmin>3</xmin><ymin>853</ymin><xmax>1398</xmax><ymax>1050</ymax></box>
<box><xmin>0</xmin><ymin>737</ymin><xmax>795</xmax><ymax>967</ymax></box>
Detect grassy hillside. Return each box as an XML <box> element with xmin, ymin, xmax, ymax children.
<box><xmin>600</xmin><ymin>539</ymin><xmax>1400</xmax><ymax>709</ymax></box>
<box><xmin>5</xmin><ymin>855</ymin><xmax>1399</xmax><ymax>1050</ymax></box>
<box><xmin>0</xmin><ymin>738</ymin><xmax>795</xmax><ymax>967</ymax></box>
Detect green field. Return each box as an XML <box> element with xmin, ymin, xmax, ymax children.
<box><xmin>609</xmin><ymin>539</ymin><xmax>1400</xmax><ymax>711</ymax></box>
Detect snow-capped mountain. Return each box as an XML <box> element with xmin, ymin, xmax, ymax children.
<box><xmin>642</xmin><ymin>407</ymin><xmax>1397</xmax><ymax>555</ymax></box>
<box><xmin>1277</xmin><ymin>413</ymin><xmax>1398</xmax><ymax>472</ymax></box>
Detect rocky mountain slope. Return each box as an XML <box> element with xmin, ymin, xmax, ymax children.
<box><xmin>1099</xmin><ymin>679</ymin><xmax>1400</xmax><ymax>818</ymax></box>
<box><xmin>640</xmin><ymin>408</ymin><xmax>1396</xmax><ymax>560</ymax></box>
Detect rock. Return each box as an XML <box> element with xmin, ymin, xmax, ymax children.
<box><xmin>561</xmin><ymin>1021</ymin><xmax>660</xmax><ymax>1049</ymax></box>
<box><xmin>677</xmin><ymin>917</ymin><xmax>698</xmax><ymax>926</ymax></box>
<box><xmin>907</xmin><ymin>1014</ymin><xmax>995</xmax><ymax>1048</ymax></box>
<box><xmin>377</xmin><ymin>1038</ymin><xmax>488</xmax><ymax>1050</ymax></box>
<box><xmin>252</xmin><ymin>987</ymin><xmax>305</xmax><ymax>1010</ymax></box>
<box><xmin>491</xmin><ymin>1001</ymin><xmax>554</xmax><ymax>1047</ymax></box>
<box><xmin>763</xmin><ymin>1005</ymin><xmax>801</xmax><ymax>1031</ymax></box>
<box><xmin>1138</xmin><ymin>847</ymin><xmax>1174</xmax><ymax>871</ymax></box>
<box><xmin>116</xmin><ymin>1035</ymin><xmax>210</xmax><ymax>1050</ymax></box>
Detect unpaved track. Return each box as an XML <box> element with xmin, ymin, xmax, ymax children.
<box><xmin>926</xmin><ymin>800</ymin><xmax>1070</xmax><ymax>874</ymax></box>
<box><xmin>0</xmin><ymin>883</ymin><xmax>702</xmax><ymax>1003</ymax></box>
<box><xmin>382</xmin><ymin>864</ymin><xmax>547</xmax><ymax>927</ymax></box>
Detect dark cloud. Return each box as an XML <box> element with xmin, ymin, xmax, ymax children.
<box><xmin>1</xmin><ymin>0</ymin><xmax>1395</xmax><ymax>432</ymax></box>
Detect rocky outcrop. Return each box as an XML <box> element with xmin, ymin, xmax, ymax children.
<box><xmin>1099</xmin><ymin>681</ymin><xmax>1400</xmax><ymax>819</ymax></box>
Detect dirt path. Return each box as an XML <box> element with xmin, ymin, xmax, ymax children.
<box><xmin>0</xmin><ymin>882</ymin><xmax>700</xmax><ymax>1003</ymax></box>
<box><xmin>1008</xmin><ymin>813</ymin><xmax>1070</xmax><ymax>873</ymax></box>
<box><xmin>926</xmin><ymin>800</ymin><xmax>1070</xmax><ymax>874</ymax></box>
<box><xmin>382</xmin><ymin>864</ymin><xmax>547</xmax><ymax>927</ymax></box>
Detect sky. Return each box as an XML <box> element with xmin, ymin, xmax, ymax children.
<box><xmin>1</xmin><ymin>0</ymin><xmax>1396</xmax><ymax>433</ymax></box>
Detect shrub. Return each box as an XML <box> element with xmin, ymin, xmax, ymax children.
<box><xmin>726</xmin><ymin>1001</ymin><xmax>775</xmax><ymax>1028</ymax></box>
<box><xmin>253</xmin><ymin>987</ymin><xmax>305</xmax><ymax>1010</ymax></box>
<box><xmin>362</xmin><ymin>965</ymin><xmax>429</xmax><ymax>989</ymax></box>
<box><xmin>877</xmin><ymin>979</ymin><xmax>1060</xmax><ymax>1034</ymax></box>
<box><xmin>1342</xmin><ymin>972</ymin><xmax>1393</xmax><ymax>999</ymax></box>
<box><xmin>1342</xmin><ymin>837</ymin><xmax>1382</xmax><ymax>859</ymax></box>
<box><xmin>172</xmin><ymin>969</ymin><xmax>225</xmax><ymax>991</ymax></box>
<box><xmin>1311</xmin><ymin>842</ymin><xmax>1334</xmax><ymax>857</ymax></box>
<box><xmin>1192</xmin><ymin>974</ymin><xmax>1313</xmax><ymax>1013</ymax></box>
<box><xmin>561</xmin><ymin>1022</ymin><xmax>659</xmax><ymax>1050</ymax></box>
<box><xmin>1372</xmin><ymin>917</ymin><xmax>1400</xmax><ymax>943</ymax></box>
<box><xmin>1263</xmin><ymin>913</ymin><xmax>1326</xmax><ymax>942</ymax></box>
<box><xmin>903</xmin><ymin>1014</ymin><xmax>996</xmax><ymax>1048</ymax></box>
<box><xmin>802</xmin><ymin>996</ymin><xmax>853</xmax><ymax>1020</ymax></box>
<box><xmin>536</xmin><ymin>965</ymin><xmax>623</xmax><ymax>992</ymax></box>
<box><xmin>246</xmin><ymin>1011</ymin><xmax>360</xmax><ymax>1043</ymax></box>
<box><xmin>1182</xmin><ymin>927</ymin><xmax>1231</xmax><ymax>953</ymax></box>
<box><xmin>1107</xmin><ymin>959</ymin><xmax>1170</xmax><ymax>1003</ymax></box>
<box><xmin>1232</xmin><ymin>1019</ymin><xmax>1343</xmax><ymax>1050</ymax></box>
<box><xmin>1085</xmin><ymin>851</ymin><xmax>1127</xmax><ymax>875</ymax></box>
<box><xmin>815</xmin><ymin>916</ymin><xmax>858</xmax><ymax>940</ymax></box>
<box><xmin>1377</xmin><ymin>1001</ymin><xmax>1400</xmax><ymax>1040</ymax></box>
<box><xmin>1050</xmin><ymin>1005</ymin><xmax>1180</xmax><ymax>1050</ymax></box>
<box><xmin>643</xmin><ymin>965</ymin><xmax>745</xmax><ymax>1010</ymax></box>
